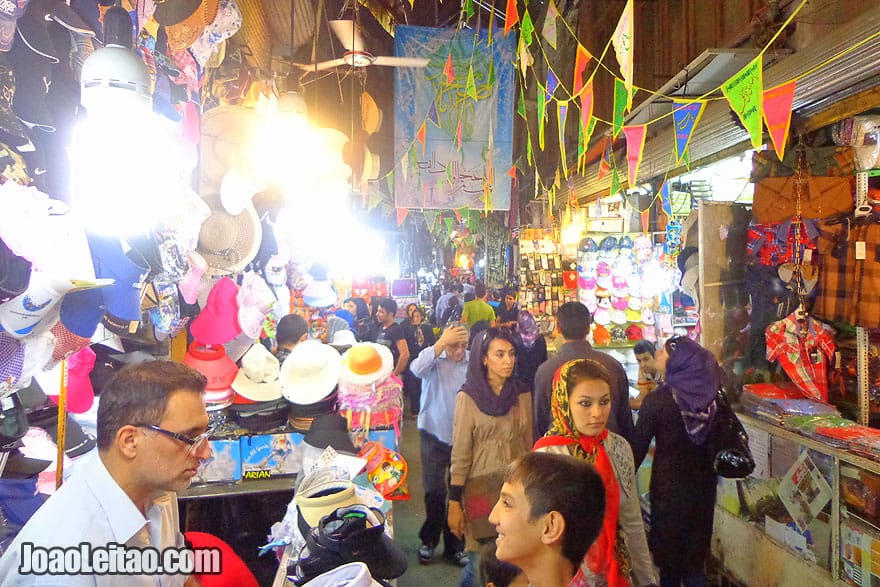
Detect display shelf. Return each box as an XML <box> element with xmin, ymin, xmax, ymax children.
<box><xmin>179</xmin><ymin>477</ymin><xmax>296</xmax><ymax>500</ymax></box>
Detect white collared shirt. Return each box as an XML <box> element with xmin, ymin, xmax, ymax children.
<box><xmin>0</xmin><ymin>453</ymin><xmax>187</xmax><ymax>586</ymax></box>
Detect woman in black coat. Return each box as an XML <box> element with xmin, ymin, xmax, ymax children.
<box><xmin>631</xmin><ymin>336</ymin><xmax>720</xmax><ymax>587</ymax></box>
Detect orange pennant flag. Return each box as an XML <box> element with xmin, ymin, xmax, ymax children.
<box><xmin>416</xmin><ymin>121</ymin><xmax>427</xmax><ymax>155</ymax></box>
<box><xmin>763</xmin><ymin>80</ymin><xmax>797</xmax><ymax>161</ymax></box>
<box><xmin>504</xmin><ymin>0</ymin><xmax>519</xmax><ymax>35</ymax></box>
<box><xmin>397</xmin><ymin>208</ymin><xmax>409</xmax><ymax>226</ymax></box>
<box><xmin>573</xmin><ymin>44</ymin><xmax>592</xmax><ymax>96</ymax></box>
<box><xmin>444</xmin><ymin>53</ymin><xmax>455</xmax><ymax>83</ymax></box>
<box><xmin>456</xmin><ymin>119</ymin><xmax>463</xmax><ymax>149</ymax></box>
<box><xmin>508</xmin><ymin>165</ymin><xmax>518</xmax><ymax>187</ymax></box>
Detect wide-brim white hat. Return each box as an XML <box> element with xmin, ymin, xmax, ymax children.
<box><xmin>232</xmin><ymin>343</ymin><xmax>283</xmax><ymax>402</ymax></box>
<box><xmin>280</xmin><ymin>340</ymin><xmax>341</xmax><ymax>405</ymax></box>
<box><xmin>339</xmin><ymin>342</ymin><xmax>393</xmax><ymax>387</ymax></box>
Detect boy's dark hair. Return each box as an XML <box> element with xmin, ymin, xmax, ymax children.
<box><xmin>556</xmin><ymin>302</ymin><xmax>592</xmax><ymax>340</ymax></box>
<box><xmin>377</xmin><ymin>297</ymin><xmax>398</xmax><ymax>315</ymax></box>
<box><xmin>277</xmin><ymin>314</ymin><xmax>309</xmax><ymax>345</ymax></box>
<box><xmin>475</xmin><ymin>282</ymin><xmax>487</xmax><ymax>298</ymax></box>
<box><xmin>633</xmin><ymin>340</ymin><xmax>656</xmax><ymax>356</ymax></box>
<box><xmin>97</xmin><ymin>361</ymin><xmax>206</xmax><ymax>450</ymax></box>
<box><xmin>505</xmin><ymin>452</ymin><xmax>605</xmax><ymax>567</ymax></box>
<box><xmin>479</xmin><ymin>541</ymin><xmax>522</xmax><ymax>587</ymax></box>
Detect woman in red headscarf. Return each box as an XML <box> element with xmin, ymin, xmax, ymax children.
<box><xmin>534</xmin><ymin>359</ymin><xmax>657</xmax><ymax>587</ymax></box>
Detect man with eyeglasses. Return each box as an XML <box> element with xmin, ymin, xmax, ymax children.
<box><xmin>408</xmin><ymin>324</ymin><xmax>470</xmax><ymax>568</ymax></box>
<box><xmin>0</xmin><ymin>361</ymin><xmax>211</xmax><ymax>586</ymax></box>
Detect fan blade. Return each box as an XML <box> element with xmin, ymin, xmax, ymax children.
<box><xmin>292</xmin><ymin>58</ymin><xmax>347</xmax><ymax>72</ymax></box>
<box><xmin>372</xmin><ymin>56</ymin><xmax>429</xmax><ymax>68</ymax></box>
<box><xmin>329</xmin><ymin>19</ymin><xmax>364</xmax><ymax>53</ymax></box>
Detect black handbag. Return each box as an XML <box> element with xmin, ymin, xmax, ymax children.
<box><xmin>711</xmin><ymin>390</ymin><xmax>756</xmax><ymax>479</ymax></box>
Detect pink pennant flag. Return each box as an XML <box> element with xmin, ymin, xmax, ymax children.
<box><xmin>611</xmin><ymin>0</ymin><xmax>634</xmax><ymax>111</ymax></box>
<box><xmin>573</xmin><ymin>45</ymin><xmax>592</xmax><ymax>96</ymax></box>
<box><xmin>543</xmin><ymin>0</ymin><xmax>559</xmax><ymax>49</ymax></box>
<box><xmin>763</xmin><ymin>80</ymin><xmax>797</xmax><ymax>161</ymax></box>
<box><xmin>579</xmin><ymin>78</ymin><xmax>594</xmax><ymax>140</ymax></box>
<box><xmin>444</xmin><ymin>53</ymin><xmax>455</xmax><ymax>84</ymax></box>
<box><xmin>456</xmin><ymin>118</ymin><xmax>463</xmax><ymax>149</ymax></box>
<box><xmin>397</xmin><ymin>208</ymin><xmax>409</xmax><ymax>226</ymax></box>
<box><xmin>623</xmin><ymin>125</ymin><xmax>647</xmax><ymax>187</ymax></box>
<box><xmin>416</xmin><ymin>121</ymin><xmax>426</xmax><ymax>155</ymax></box>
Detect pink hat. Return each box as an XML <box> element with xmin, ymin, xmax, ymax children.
<box><xmin>182</xmin><ymin>341</ymin><xmax>237</xmax><ymax>406</ymax></box>
<box><xmin>190</xmin><ymin>277</ymin><xmax>241</xmax><ymax>345</ymax></box>
<box><xmin>236</xmin><ymin>271</ymin><xmax>274</xmax><ymax>339</ymax></box>
<box><xmin>178</xmin><ymin>251</ymin><xmax>207</xmax><ymax>305</ymax></box>
<box><xmin>37</xmin><ymin>346</ymin><xmax>96</xmax><ymax>414</ymax></box>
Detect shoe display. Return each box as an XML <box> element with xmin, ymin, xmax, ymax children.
<box><xmin>417</xmin><ymin>543</ymin><xmax>434</xmax><ymax>564</ymax></box>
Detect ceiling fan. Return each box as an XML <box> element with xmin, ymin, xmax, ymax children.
<box><xmin>294</xmin><ymin>19</ymin><xmax>429</xmax><ymax>72</ymax></box>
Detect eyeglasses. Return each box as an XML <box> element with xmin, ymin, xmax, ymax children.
<box><xmin>139</xmin><ymin>425</ymin><xmax>213</xmax><ymax>455</ymax></box>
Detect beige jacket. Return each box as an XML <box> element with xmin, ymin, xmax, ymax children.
<box><xmin>536</xmin><ymin>432</ymin><xmax>657</xmax><ymax>587</ymax></box>
<box><xmin>450</xmin><ymin>391</ymin><xmax>533</xmax><ymax>550</ymax></box>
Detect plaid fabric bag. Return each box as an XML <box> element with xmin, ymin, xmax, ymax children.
<box><xmin>813</xmin><ymin>220</ymin><xmax>854</xmax><ymax>325</ymax></box>
<box><xmin>751</xmin><ymin>147</ymin><xmax>855</xmax><ymax>182</ymax></box>
<box><xmin>853</xmin><ymin>223</ymin><xmax>880</xmax><ymax>329</ymax></box>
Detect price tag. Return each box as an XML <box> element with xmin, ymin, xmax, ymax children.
<box><xmin>803</xmin><ymin>249</ymin><xmax>812</xmax><ymax>264</ymax></box>
<box><xmin>856</xmin><ymin>241</ymin><xmax>866</xmax><ymax>260</ymax></box>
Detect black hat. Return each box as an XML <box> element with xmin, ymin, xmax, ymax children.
<box><xmin>303</xmin><ymin>414</ymin><xmax>356</xmax><ymax>455</ymax></box>
<box><xmin>227</xmin><ymin>398</ymin><xmax>289</xmax><ymax>433</ymax></box>
<box><xmin>8</xmin><ymin>34</ymin><xmax>55</xmax><ymax>132</ymax></box>
<box><xmin>0</xmin><ymin>237</ymin><xmax>31</xmax><ymax>304</ymax></box>
<box><xmin>27</xmin><ymin>408</ymin><xmax>96</xmax><ymax>457</ymax></box>
<box><xmin>1</xmin><ymin>448</ymin><xmax>51</xmax><ymax>478</ymax></box>
<box><xmin>297</xmin><ymin>505</ymin><xmax>408</xmax><ymax>582</ymax></box>
<box><xmin>152</xmin><ymin>0</ymin><xmax>200</xmax><ymax>26</ymax></box>
<box><xmin>0</xmin><ymin>393</ymin><xmax>28</xmax><ymax>452</ymax></box>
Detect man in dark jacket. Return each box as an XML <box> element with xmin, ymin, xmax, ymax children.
<box><xmin>533</xmin><ymin>302</ymin><xmax>634</xmax><ymax>443</ymax></box>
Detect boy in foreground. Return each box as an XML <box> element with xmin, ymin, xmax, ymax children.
<box><xmin>488</xmin><ymin>452</ymin><xmax>605</xmax><ymax>587</ymax></box>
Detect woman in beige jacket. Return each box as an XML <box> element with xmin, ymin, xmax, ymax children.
<box><xmin>534</xmin><ymin>359</ymin><xmax>657</xmax><ymax>587</ymax></box>
<box><xmin>448</xmin><ymin>327</ymin><xmax>533</xmax><ymax>587</ymax></box>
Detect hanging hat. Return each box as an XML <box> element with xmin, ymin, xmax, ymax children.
<box><xmin>152</xmin><ymin>0</ymin><xmax>201</xmax><ymax>25</ymax></box>
<box><xmin>189</xmin><ymin>0</ymin><xmax>241</xmax><ymax>67</ymax></box>
<box><xmin>49</xmin><ymin>321</ymin><xmax>91</xmax><ymax>363</ymax></box>
<box><xmin>280</xmin><ymin>340</ymin><xmax>341</xmax><ymax>405</ymax></box>
<box><xmin>182</xmin><ymin>341</ymin><xmax>236</xmax><ymax>405</ymax></box>
<box><xmin>88</xmin><ymin>236</ymin><xmax>150</xmax><ymax>335</ymax></box>
<box><xmin>178</xmin><ymin>251</ymin><xmax>207</xmax><ymax>305</ymax></box>
<box><xmin>0</xmin><ymin>392</ymin><xmax>28</xmax><ymax>452</ymax></box>
<box><xmin>302</xmin><ymin>279</ymin><xmax>338</xmax><ymax>309</ymax></box>
<box><xmin>26</xmin><ymin>407</ymin><xmax>95</xmax><ymax>457</ymax></box>
<box><xmin>303</xmin><ymin>413</ymin><xmax>356</xmax><ymax>454</ymax></box>
<box><xmin>236</xmin><ymin>271</ymin><xmax>273</xmax><ymax>339</ymax></box>
<box><xmin>231</xmin><ymin>343</ymin><xmax>282</xmax><ymax>403</ymax></box>
<box><xmin>0</xmin><ymin>0</ymin><xmax>29</xmax><ymax>52</ymax></box>
<box><xmin>166</xmin><ymin>0</ymin><xmax>219</xmax><ymax>51</ymax></box>
<box><xmin>190</xmin><ymin>276</ymin><xmax>241</xmax><ymax>345</ymax></box>
<box><xmin>0</xmin><ymin>55</ymin><xmax>29</xmax><ymax>148</ymax></box>
<box><xmin>339</xmin><ymin>343</ymin><xmax>393</xmax><ymax>388</ymax></box>
<box><xmin>0</xmin><ymin>270</ymin><xmax>71</xmax><ymax>339</ymax></box>
<box><xmin>196</xmin><ymin>194</ymin><xmax>262</xmax><ymax>276</ymax></box>
<box><xmin>301</xmin><ymin>562</ymin><xmax>382</xmax><ymax>587</ymax></box>
<box><xmin>0</xmin><ymin>334</ymin><xmax>24</xmax><ymax>396</ymax></box>
<box><xmin>7</xmin><ymin>35</ymin><xmax>53</xmax><ymax>131</ymax></box>
<box><xmin>198</xmin><ymin>105</ymin><xmax>256</xmax><ymax>196</ymax></box>
<box><xmin>0</xmin><ymin>238</ymin><xmax>31</xmax><ymax>304</ymax></box>
<box><xmin>34</xmin><ymin>346</ymin><xmax>95</xmax><ymax>414</ymax></box>
<box><xmin>17</xmin><ymin>0</ymin><xmax>96</xmax><ymax>62</ymax></box>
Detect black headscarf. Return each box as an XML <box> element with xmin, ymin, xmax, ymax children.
<box><xmin>663</xmin><ymin>336</ymin><xmax>721</xmax><ymax>446</ymax></box>
<box><xmin>459</xmin><ymin>329</ymin><xmax>526</xmax><ymax>416</ymax></box>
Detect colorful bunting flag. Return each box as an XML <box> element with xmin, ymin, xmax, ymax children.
<box><xmin>623</xmin><ymin>125</ymin><xmax>647</xmax><ymax>187</ymax></box>
<box><xmin>508</xmin><ymin>165</ymin><xmax>518</xmax><ymax>187</ymax></box>
<box><xmin>464</xmin><ymin>0</ymin><xmax>474</xmax><ymax>19</ymax></box>
<box><xmin>466</xmin><ymin>66</ymin><xmax>477</xmax><ymax>100</ymax></box>
<box><xmin>577</xmin><ymin>120</ymin><xmax>586</xmax><ymax>174</ymax></box>
<box><xmin>573</xmin><ymin>45</ymin><xmax>592</xmax><ymax>96</ymax></box>
<box><xmin>517</xmin><ymin>84</ymin><xmax>527</xmax><ymax>120</ymax></box>
<box><xmin>368</xmin><ymin>190</ymin><xmax>383</xmax><ymax>211</ymax></box>
<box><xmin>612</xmin><ymin>78</ymin><xmax>628</xmax><ymax>139</ymax></box>
<box><xmin>444</xmin><ymin>53</ymin><xmax>455</xmax><ymax>84</ymax></box>
<box><xmin>763</xmin><ymin>79</ymin><xmax>797</xmax><ymax>161</ymax></box>
<box><xmin>416</xmin><ymin>121</ymin><xmax>426</xmax><ymax>155</ymax></box>
<box><xmin>558</xmin><ymin>101</ymin><xmax>568</xmax><ymax>177</ymax></box>
<box><xmin>672</xmin><ymin>100</ymin><xmax>707</xmax><ymax>164</ymax></box>
<box><xmin>444</xmin><ymin>217</ymin><xmax>454</xmax><ymax>232</ymax></box>
<box><xmin>546</xmin><ymin>70</ymin><xmax>559</xmax><ymax>101</ymax></box>
<box><xmin>659</xmin><ymin>182</ymin><xmax>672</xmax><ymax>216</ymax></box>
<box><xmin>487</xmin><ymin>57</ymin><xmax>496</xmax><ymax>87</ymax></box>
<box><xmin>428</xmin><ymin>100</ymin><xmax>440</xmax><ymax>126</ymax></box>
<box><xmin>611</xmin><ymin>0</ymin><xmax>634</xmax><ymax>111</ymax></box>
<box><xmin>610</xmin><ymin>161</ymin><xmax>622</xmax><ymax>196</ymax></box>
<box><xmin>641</xmin><ymin>209</ymin><xmax>650</xmax><ymax>233</ymax></box>
<box><xmin>579</xmin><ymin>78</ymin><xmax>594</xmax><ymax>143</ymax></box>
<box><xmin>504</xmin><ymin>0</ymin><xmax>519</xmax><ymax>35</ymax></box>
<box><xmin>456</xmin><ymin>118</ymin><xmax>463</xmax><ymax>149</ymax></box>
<box><xmin>597</xmin><ymin>138</ymin><xmax>611</xmax><ymax>180</ymax></box>
<box><xmin>521</xmin><ymin>10</ymin><xmax>535</xmax><ymax>46</ymax></box>
<box><xmin>543</xmin><ymin>0</ymin><xmax>559</xmax><ymax>49</ymax></box>
<box><xmin>536</xmin><ymin>80</ymin><xmax>547</xmax><ymax>150</ymax></box>
<box><xmin>518</xmin><ymin>36</ymin><xmax>533</xmax><ymax>78</ymax></box>
<box><xmin>527</xmin><ymin>131</ymin><xmax>534</xmax><ymax>165</ymax></box>
<box><xmin>454</xmin><ymin>208</ymin><xmax>463</xmax><ymax>222</ymax></box>
<box><xmin>722</xmin><ymin>55</ymin><xmax>764</xmax><ymax>149</ymax></box>
<box><xmin>423</xmin><ymin>209</ymin><xmax>438</xmax><ymax>229</ymax></box>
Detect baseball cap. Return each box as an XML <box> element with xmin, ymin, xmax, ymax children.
<box><xmin>0</xmin><ymin>0</ymin><xmax>30</xmax><ymax>52</ymax></box>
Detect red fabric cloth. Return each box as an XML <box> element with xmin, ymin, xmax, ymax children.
<box><xmin>765</xmin><ymin>313</ymin><xmax>836</xmax><ymax>402</ymax></box>
<box><xmin>533</xmin><ymin>429</ymin><xmax>628</xmax><ymax>587</ymax></box>
<box><xmin>184</xmin><ymin>531</ymin><xmax>259</xmax><ymax>587</ymax></box>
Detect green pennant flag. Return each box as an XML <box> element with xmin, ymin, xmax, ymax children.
<box><xmin>517</xmin><ymin>84</ymin><xmax>527</xmax><ymax>119</ymax></box>
<box><xmin>536</xmin><ymin>81</ymin><xmax>547</xmax><ymax>150</ymax></box>
<box><xmin>610</xmin><ymin>162</ymin><xmax>622</xmax><ymax>196</ymax></box>
<box><xmin>466</xmin><ymin>66</ymin><xmax>478</xmax><ymax>100</ymax></box>
<box><xmin>521</xmin><ymin>10</ymin><xmax>535</xmax><ymax>46</ymax></box>
<box><xmin>464</xmin><ymin>0</ymin><xmax>474</xmax><ymax>19</ymax></box>
<box><xmin>527</xmin><ymin>132</ymin><xmax>534</xmax><ymax>165</ymax></box>
<box><xmin>444</xmin><ymin>217</ymin><xmax>454</xmax><ymax>232</ymax></box>
<box><xmin>423</xmin><ymin>210</ymin><xmax>438</xmax><ymax>229</ymax></box>
<box><xmin>386</xmin><ymin>173</ymin><xmax>393</xmax><ymax>196</ymax></box>
<box><xmin>487</xmin><ymin>57</ymin><xmax>496</xmax><ymax>88</ymax></box>
<box><xmin>721</xmin><ymin>55</ymin><xmax>764</xmax><ymax>149</ymax></box>
<box><xmin>613</xmin><ymin>78</ymin><xmax>627</xmax><ymax>139</ymax></box>
<box><xmin>577</xmin><ymin>119</ymin><xmax>586</xmax><ymax>174</ymax></box>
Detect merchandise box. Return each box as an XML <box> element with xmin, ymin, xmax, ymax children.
<box><xmin>240</xmin><ymin>432</ymin><xmax>304</xmax><ymax>480</ymax></box>
<box><xmin>350</xmin><ymin>428</ymin><xmax>398</xmax><ymax>452</ymax></box>
<box><xmin>193</xmin><ymin>439</ymin><xmax>242</xmax><ymax>484</ymax></box>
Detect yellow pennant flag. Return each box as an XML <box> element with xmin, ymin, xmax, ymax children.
<box><xmin>611</xmin><ymin>0</ymin><xmax>634</xmax><ymax>111</ymax></box>
<box><xmin>722</xmin><ymin>55</ymin><xmax>764</xmax><ymax>149</ymax></box>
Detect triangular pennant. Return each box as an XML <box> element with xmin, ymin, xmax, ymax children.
<box><xmin>444</xmin><ymin>53</ymin><xmax>455</xmax><ymax>84</ymax></box>
<box><xmin>400</xmin><ymin>154</ymin><xmax>408</xmax><ymax>182</ymax></box>
<box><xmin>517</xmin><ymin>84</ymin><xmax>527</xmax><ymax>119</ymax></box>
<box><xmin>518</xmin><ymin>36</ymin><xmax>534</xmax><ymax>78</ymax></box>
<box><xmin>521</xmin><ymin>10</ymin><xmax>535</xmax><ymax>46</ymax></box>
<box><xmin>672</xmin><ymin>100</ymin><xmax>707</xmax><ymax>164</ymax></box>
<box><xmin>423</xmin><ymin>209</ymin><xmax>438</xmax><ymax>229</ymax></box>
<box><xmin>507</xmin><ymin>165</ymin><xmax>518</xmax><ymax>187</ymax></box>
<box><xmin>397</xmin><ymin>208</ymin><xmax>409</xmax><ymax>226</ymax></box>
<box><xmin>610</xmin><ymin>162</ymin><xmax>622</xmax><ymax>196</ymax></box>
<box><xmin>504</xmin><ymin>0</ymin><xmax>519</xmax><ymax>34</ymax></box>
<box><xmin>368</xmin><ymin>190</ymin><xmax>383</xmax><ymax>211</ymax></box>
<box><xmin>487</xmin><ymin>56</ymin><xmax>496</xmax><ymax>87</ymax></box>
<box><xmin>543</xmin><ymin>0</ymin><xmax>559</xmax><ymax>49</ymax></box>
<box><xmin>573</xmin><ymin>44</ymin><xmax>592</xmax><ymax>96</ymax></box>
<box><xmin>659</xmin><ymin>182</ymin><xmax>672</xmax><ymax>217</ymax></box>
<box><xmin>597</xmin><ymin>139</ymin><xmax>611</xmax><ymax>180</ymax></box>
<box><xmin>444</xmin><ymin>217</ymin><xmax>454</xmax><ymax>232</ymax></box>
<box><xmin>464</xmin><ymin>0</ymin><xmax>474</xmax><ymax>19</ymax></box>
<box><xmin>428</xmin><ymin>100</ymin><xmax>440</xmax><ymax>127</ymax></box>
<box><xmin>577</xmin><ymin>118</ymin><xmax>586</xmax><ymax>174</ymax></box>
<box><xmin>456</xmin><ymin>118</ymin><xmax>463</xmax><ymax>149</ymax></box>
<box><xmin>527</xmin><ymin>131</ymin><xmax>534</xmax><ymax>165</ymax></box>
<box><xmin>488</xmin><ymin>6</ymin><xmax>495</xmax><ymax>46</ymax></box>
<box><xmin>722</xmin><ymin>55</ymin><xmax>764</xmax><ymax>149</ymax></box>
<box><xmin>623</xmin><ymin>125</ymin><xmax>647</xmax><ymax>187</ymax></box>
<box><xmin>611</xmin><ymin>0</ymin><xmax>634</xmax><ymax>111</ymax></box>
<box><xmin>416</xmin><ymin>121</ymin><xmax>427</xmax><ymax>155</ymax></box>
<box><xmin>763</xmin><ymin>79</ymin><xmax>797</xmax><ymax>161</ymax></box>
<box><xmin>641</xmin><ymin>209</ymin><xmax>650</xmax><ymax>233</ymax></box>
<box><xmin>386</xmin><ymin>173</ymin><xmax>394</xmax><ymax>196</ymax></box>
<box><xmin>579</xmin><ymin>78</ymin><xmax>594</xmax><ymax>142</ymax></box>
<box><xmin>536</xmin><ymin>80</ymin><xmax>547</xmax><ymax>150</ymax></box>
<box><xmin>466</xmin><ymin>65</ymin><xmax>478</xmax><ymax>100</ymax></box>
<box><xmin>558</xmin><ymin>101</ymin><xmax>568</xmax><ymax>177</ymax></box>
<box><xmin>612</xmin><ymin>78</ymin><xmax>627</xmax><ymax>139</ymax></box>
<box><xmin>546</xmin><ymin>70</ymin><xmax>559</xmax><ymax>101</ymax></box>
<box><xmin>454</xmin><ymin>208</ymin><xmax>463</xmax><ymax>222</ymax></box>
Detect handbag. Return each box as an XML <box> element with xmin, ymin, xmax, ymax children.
<box><xmin>752</xmin><ymin>176</ymin><xmax>852</xmax><ymax>223</ymax></box>
<box><xmin>711</xmin><ymin>390</ymin><xmax>756</xmax><ymax>479</ymax></box>
<box><xmin>462</xmin><ymin>471</ymin><xmax>505</xmax><ymax>540</ymax></box>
